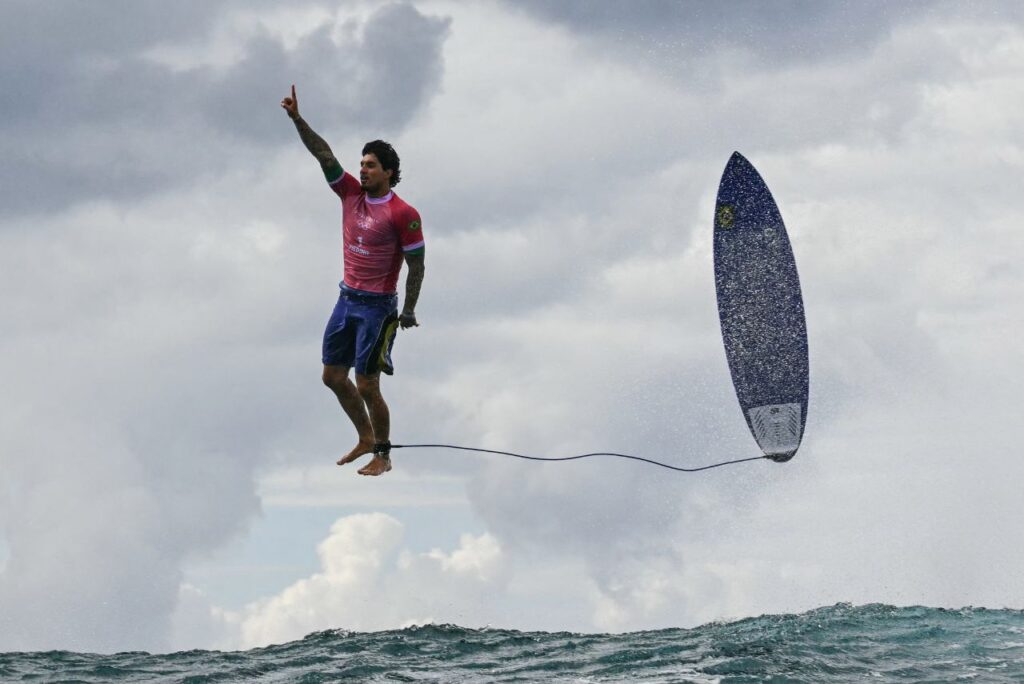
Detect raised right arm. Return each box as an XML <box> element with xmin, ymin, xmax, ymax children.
<box><xmin>281</xmin><ymin>85</ymin><xmax>343</xmax><ymax>179</ymax></box>
<box><xmin>293</xmin><ymin>116</ymin><xmax>338</xmax><ymax>170</ymax></box>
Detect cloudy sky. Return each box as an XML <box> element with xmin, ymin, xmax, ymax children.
<box><xmin>2</xmin><ymin>0</ymin><xmax>1023</xmax><ymax>654</ymax></box>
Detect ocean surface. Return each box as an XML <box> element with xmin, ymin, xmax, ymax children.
<box><xmin>2</xmin><ymin>603</ymin><xmax>1022</xmax><ymax>683</ymax></box>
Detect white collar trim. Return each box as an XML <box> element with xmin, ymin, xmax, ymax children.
<box><xmin>366</xmin><ymin>191</ymin><xmax>394</xmax><ymax>204</ymax></box>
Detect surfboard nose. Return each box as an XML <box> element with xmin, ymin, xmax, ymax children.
<box><xmin>716</xmin><ymin>153</ymin><xmax>780</xmax><ymax>230</ymax></box>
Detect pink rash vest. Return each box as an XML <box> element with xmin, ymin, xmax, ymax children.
<box><xmin>327</xmin><ymin>170</ymin><xmax>424</xmax><ymax>294</ymax></box>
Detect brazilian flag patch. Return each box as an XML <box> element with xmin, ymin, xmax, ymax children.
<box><xmin>408</xmin><ymin>219</ymin><xmax>421</xmax><ymax>232</ymax></box>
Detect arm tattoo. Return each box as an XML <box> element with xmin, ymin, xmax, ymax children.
<box><xmin>292</xmin><ymin>116</ymin><xmax>337</xmax><ymax>169</ymax></box>
<box><xmin>403</xmin><ymin>254</ymin><xmax>425</xmax><ymax>314</ymax></box>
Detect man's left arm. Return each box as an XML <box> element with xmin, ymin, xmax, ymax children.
<box><xmin>400</xmin><ymin>252</ymin><xmax>425</xmax><ymax>329</ymax></box>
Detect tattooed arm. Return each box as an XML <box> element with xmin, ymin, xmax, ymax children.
<box><xmin>280</xmin><ymin>84</ymin><xmax>342</xmax><ymax>177</ymax></box>
<box><xmin>400</xmin><ymin>253</ymin><xmax>425</xmax><ymax>328</ymax></box>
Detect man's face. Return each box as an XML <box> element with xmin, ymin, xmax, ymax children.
<box><xmin>359</xmin><ymin>153</ymin><xmax>392</xmax><ymax>194</ymax></box>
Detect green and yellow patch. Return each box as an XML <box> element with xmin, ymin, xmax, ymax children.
<box><xmin>716</xmin><ymin>204</ymin><xmax>735</xmax><ymax>230</ymax></box>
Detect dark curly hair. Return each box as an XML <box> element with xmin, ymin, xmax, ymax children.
<box><xmin>362</xmin><ymin>139</ymin><xmax>401</xmax><ymax>187</ymax></box>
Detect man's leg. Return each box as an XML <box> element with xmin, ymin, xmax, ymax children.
<box><xmin>354</xmin><ymin>372</ymin><xmax>392</xmax><ymax>476</ymax></box>
<box><xmin>323</xmin><ymin>365</ymin><xmax>375</xmax><ymax>465</ymax></box>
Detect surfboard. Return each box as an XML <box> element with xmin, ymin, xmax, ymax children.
<box><xmin>713</xmin><ymin>152</ymin><xmax>808</xmax><ymax>462</ymax></box>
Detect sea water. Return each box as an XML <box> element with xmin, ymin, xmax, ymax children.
<box><xmin>2</xmin><ymin>603</ymin><xmax>1022</xmax><ymax>683</ymax></box>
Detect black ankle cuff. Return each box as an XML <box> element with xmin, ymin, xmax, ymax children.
<box><xmin>373</xmin><ymin>441</ymin><xmax>392</xmax><ymax>456</ymax></box>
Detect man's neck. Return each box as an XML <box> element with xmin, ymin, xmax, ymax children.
<box><xmin>366</xmin><ymin>187</ymin><xmax>394</xmax><ymax>203</ymax></box>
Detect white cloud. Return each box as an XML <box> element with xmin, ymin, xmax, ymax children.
<box><xmin>193</xmin><ymin>513</ymin><xmax>509</xmax><ymax>649</ymax></box>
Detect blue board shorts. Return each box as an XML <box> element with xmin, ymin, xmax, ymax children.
<box><xmin>322</xmin><ymin>284</ymin><xmax>399</xmax><ymax>375</ymax></box>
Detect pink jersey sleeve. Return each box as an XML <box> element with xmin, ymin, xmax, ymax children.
<box><xmin>328</xmin><ymin>170</ymin><xmax>362</xmax><ymax>199</ymax></box>
<box><xmin>397</xmin><ymin>205</ymin><xmax>425</xmax><ymax>254</ymax></box>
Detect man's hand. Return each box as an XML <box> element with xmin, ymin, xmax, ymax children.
<box><xmin>280</xmin><ymin>84</ymin><xmax>299</xmax><ymax>119</ymax></box>
<box><xmin>399</xmin><ymin>312</ymin><xmax>419</xmax><ymax>329</ymax></box>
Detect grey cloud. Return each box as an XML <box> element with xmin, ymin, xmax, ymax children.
<box><xmin>504</xmin><ymin>0</ymin><xmax>1018</xmax><ymax>64</ymax></box>
<box><xmin>207</xmin><ymin>3</ymin><xmax>451</xmax><ymax>142</ymax></box>
<box><xmin>507</xmin><ymin>1</ymin><xmax>894</xmax><ymax>58</ymax></box>
<box><xmin>341</xmin><ymin>2</ymin><xmax>452</xmax><ymax>131</ymax></box>
<box><xmin>0</xmin><ymin>186</ymin><xmax>337</xmax><ymax>650</ymax></box>
<box><xmin>0</xmin><ymin>2</ymin><xmax>451</xmax><ymax>215</ymax></box>
<box><xmin>0</xmin><ymin>336</ymin><xmax>266</xmax><ymax>651</ymax></box>
<box><xmin>0</xmin><ymin>1</ymin><xmax>223</xmax><ymax>132</ymax></box>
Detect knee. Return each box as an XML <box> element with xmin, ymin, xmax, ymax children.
<box><xmin>355</xmin><ymin>375</ymin><xmax>380</xmax><ymax>401</ymax></box>
<box><xmin>322</xmin><ymin>366</ymin><xmax>349</xmax><ymax>390</ymax></box>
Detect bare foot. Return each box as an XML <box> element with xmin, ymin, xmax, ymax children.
<box><xmin>358</xmin><ymin>455</ymin><xmax>392</xmax><ymax>476</ymax></box>
<box><xmin>337</xmin><ymin>439</ymin><xmax>374</xmax><ymax>466</ymax></box>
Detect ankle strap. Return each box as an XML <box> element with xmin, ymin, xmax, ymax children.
<box><xmin>373</xmin><ymin>441</ymin><xmax>392</xmax><ymax>456</ymax></box>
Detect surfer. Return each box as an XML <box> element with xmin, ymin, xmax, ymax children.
<box><xmin>281</xmin><ymin>85</ymin><xmax>425</xmax><ymax>477</ymax></box>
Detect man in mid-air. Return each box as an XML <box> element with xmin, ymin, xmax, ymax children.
<box><xmin>281</xmin><ymin>85</ymin><xmax>425</xmax><ymax>477</ymax></box>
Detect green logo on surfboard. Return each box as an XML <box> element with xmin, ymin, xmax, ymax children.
<box><xmin>716</xmin><ymin>205</ymin><xmax>735</xmax><ymax>229</ymax></box>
